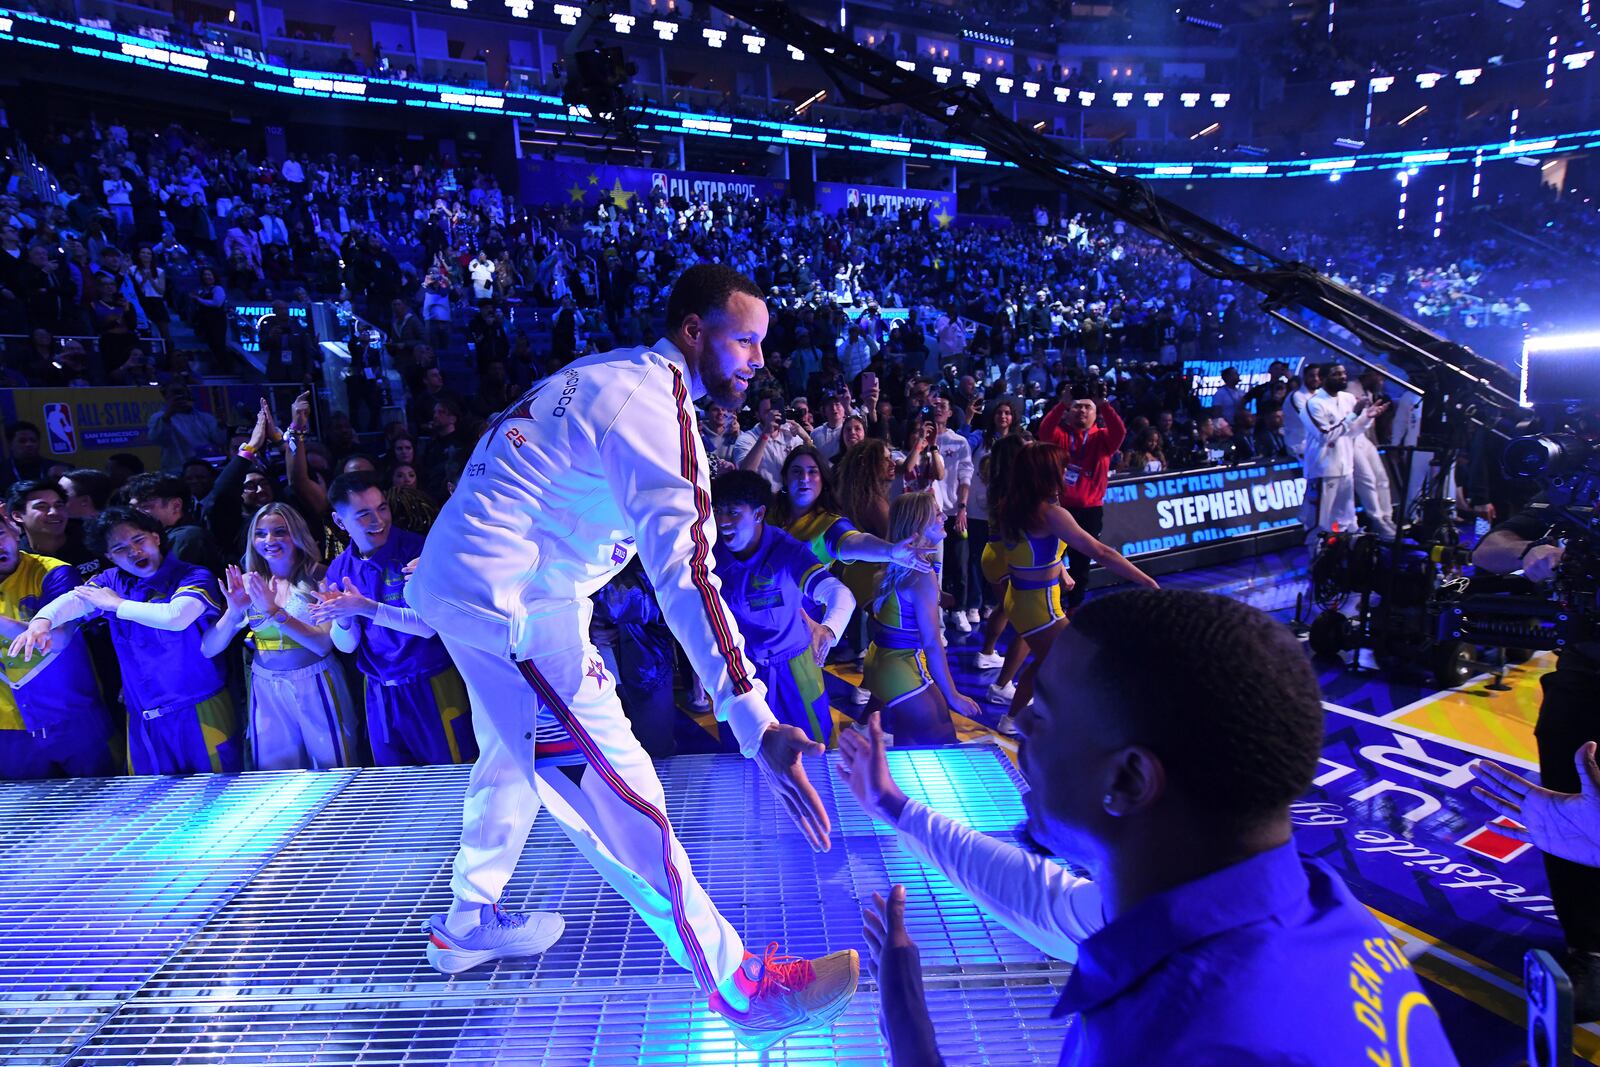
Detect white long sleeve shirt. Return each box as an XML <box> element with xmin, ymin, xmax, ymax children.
<box><xmin>932</xmin><ymin>428</ymin><xmax>974</xmax><ymax>516</ymax></box>
<box><xmin>1301</xmin><ymin>390</ymin><xmax>1374</xmax><ymax>480</ymax></box>
<box><xmin>406</xmin><ymin>337</ymin><xmax>777</xmax><ymax>758</ymax></box>
<box><xmin>1283</xmin><ymin>386</ymin><xmax>1313</xmax><ymax>458</ymax></box>
<box><xmin>895</xmin><ymin>799</ymin><xmax>1104</xmax><ymax>962</ymax></box>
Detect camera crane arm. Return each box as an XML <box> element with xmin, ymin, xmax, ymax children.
<box><xmin>655</xmin><ymin>2</ymin><xmax>1521</xmax><ymax>420</ymax></box>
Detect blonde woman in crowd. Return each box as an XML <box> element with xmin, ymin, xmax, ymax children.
<box><xmin>201</xmin><ymin>503</ymin><xmax>355</xmax><ymax>770</ymax></box>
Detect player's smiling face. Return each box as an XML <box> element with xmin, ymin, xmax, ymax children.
<box><xmin>691</xmin><ymin>293</ymin><xmax>768</xmax><ymax>409</ymax></box>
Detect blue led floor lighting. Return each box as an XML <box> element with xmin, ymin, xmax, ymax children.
<box><xmin>3</xmin><ymin>749</ymin><xmax>1071</xmax><ymax>1064</ymax></box>
<box><xmin>0</xmin><ymin>771</ymin><xmax>350</xmax><ymax>1001</ymax></box>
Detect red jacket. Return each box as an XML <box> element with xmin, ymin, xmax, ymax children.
<box><xmin>1039</xmin><ymin>398</ymin><xmax>1126</xmax><ymax>509</ymax></box>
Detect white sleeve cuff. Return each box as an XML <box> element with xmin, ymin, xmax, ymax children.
<box><xmin>722</xmin><ymin>692</ymin><xmax>779</xmax><ymax>760</ymax></box>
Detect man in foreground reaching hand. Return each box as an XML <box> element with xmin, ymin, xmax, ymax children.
<box><xmin>838</xmin><ymin>588</ymin><xmax>1459</xmax><ymax>1065</ymax></box>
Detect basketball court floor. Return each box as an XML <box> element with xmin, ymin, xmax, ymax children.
<box><xmin>0</xmin><ymin>548</ymin><xmax>1592</xmax><ymax>1065</ymax></box>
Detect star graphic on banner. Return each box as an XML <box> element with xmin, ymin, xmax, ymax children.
<box><xmin>607</xmin><ymin>177</ymin><xmax>636</xmax><ymax>210</ymax></box>
<box><xmin>566</xmin><ymin>181</ymin><xmax>587</xmax><ymax>203</ymax></box>
<box><xmin>934</xmin><ymin>206</ymin><xmax>954</xmax><ymax>228</ymax></box>
<box><xmin>585</xmin><ymin>658</ymin><xmax>611</xmax><ymax>689</ymax></box>
<box><xmin>587</xmin><ymin>172</ymin><xmax>601</xmax><ymax>186</ymax></box>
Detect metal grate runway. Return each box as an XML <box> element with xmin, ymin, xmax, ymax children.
<box><xmin>0</xmin><ymin>745</ymin><xmax>1072</xmax><ymax>1065</ymax></box>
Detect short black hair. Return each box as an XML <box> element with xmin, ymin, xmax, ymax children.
<box><xmin>6</xmin><ymin>420</ymin><xmax>39</xmax><ymax>442</ymax></box>
<box><xmin>6</xmin><ymin>478</ymin><xmax>64</xmax><ymax>515</ymax></box>
<box><xmin>665</xmin><ymin>263</ymin><xmax>763</xmax><ymax>333</ymax></box>
<box><xmin>63</xmin><ymin>468</ymin><xmax>114</xmax><ymax>510</ymax></box>
<box><xmin>123</xmin><ymin>473</ymin><xmax>188</xmax><ymax>506</ymax></box>
<box><xmin>85</xmin><ymin>505</ymin><xmax>165</xmax><ymax>557</ymax></box>
<box><xmin>1069</xmin><ymin>589</ymin><xmax>1324</xmax><ymax>832</ymax></box>
<box><xmin>327</xmin><ymin>471</ymin><xmax>383</xmax><ymax>509</ymax></box>
<box><xmin>711</xmin><ymin>470</ymin><xmax>773</xmax><ymax>512</ymax></box>
<box><xmin>182</xmin><ymin>457</ymin><xmax>215</xmax><ymax>475</ymax></box>
<box><xmin>108</xmin><ymin>452</ymin><xmax>146</xmax><ymax>477</ymax></box>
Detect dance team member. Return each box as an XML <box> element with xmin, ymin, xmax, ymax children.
<box><xmin>863</xmin><ymin>491</ymin><xmax>982</xmax><ymax>744</ymax></box>
<box><xmin>203</xmin><ymin>503</ymin><xmax>355</xmax><ymax>770</ymax></box>
<box><xmin>11</xmin><ymin>507</ymin><xmax>240</xmax><ymax>774</ymax></box>
<box><xmin>712</xmin><ymin>470</ymin><xmax>856</xmax><ymax>744</ymax></box>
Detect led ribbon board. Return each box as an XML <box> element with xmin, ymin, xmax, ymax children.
<box><xmin>0</xmin><ymin>9</ymin><xmax>1590</xmax><ymax>180</ymax></box>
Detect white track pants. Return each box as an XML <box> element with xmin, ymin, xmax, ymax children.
<box><xmin>1301</xmin><ymin>474</ymin><xmax>1357</xmax><ymax>542</ymax></box>
<box><xmin>1353</xmin><ymin>440</ymin><xmax>1397</xmax><ymax>540</ymax></box>
<box><xmin>442</xmin><ymin>635</ymin><xmax>745</xmax><ymax>994</ymax></box>
<box><xmin>248</xmin><ymin>657</ymin><xmax>355</xmax><ymax>771</ymax></box>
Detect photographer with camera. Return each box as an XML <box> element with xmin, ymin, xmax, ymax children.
<box><xmin>1473</xmin><ymin>497</ymin><xmax>1600</xmax><ymax>1020</ymax></box>
<box><xmin>734</xmin><ymin>389</ymin><xmax>812</xmax><ymax>491</ymax></box>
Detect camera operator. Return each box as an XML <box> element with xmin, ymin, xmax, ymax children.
<box><xmin>1473</xmin><ymin>497</ymin><xmax>1600</xmax><ymax>1020</ymax></box>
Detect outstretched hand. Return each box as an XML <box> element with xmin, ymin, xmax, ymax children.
<box><xmin>862</xmin><ymin>884</ymin><xmax>917</xmax><ymax>979</ymax></box>
<box><xmin>836</xmin><ymin>711</ymin><xmax>910</xmax><ymax>825</ymax></box>
<box><xmin>1471</xmin><ymin>744</ymin><xmax>1600</xmax><ymax>869</ymax></box>
<box><xmin>887</xmin><ymin>537</ymin><xmax>934</xmax><ymax>573</ymax></box>
<box><xmin>756</xmin><ymin>723</ymin><xmax>832</xmax><ymax>852</ymax></box>
<box><xmin>803</xmin><ymin>616</ymin><xmax>835</xmax><ymax>668</ymax></box>
<box><xmin>222</xmin><ymin>565</ymin><xmax>251</xmax><ymax>611</ymax></box>
<box><xmin>7</xmin><ymin>618</ymin><xmax>52</xmax><ymax>662</ymax></box>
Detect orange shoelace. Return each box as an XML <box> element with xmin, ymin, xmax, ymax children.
<box><xmin>751</xmin><ymin>941</ymin><xmax>815</xmax><ymax>993</ymax></box>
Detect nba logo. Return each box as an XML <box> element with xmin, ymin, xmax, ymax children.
<box><xmin>651</xmin><ymin>173</ymin><xmax>668</xmax><ymax>195</ymax></box>
<box><xmin>43</xmin><ymin>403</ymin><xmax>76</xmax><ymax>455</ymax></box>
<box><xmin>846</xmin><ymin>188</ymin><xmax>860</xmax><ymax>208</ymax></box>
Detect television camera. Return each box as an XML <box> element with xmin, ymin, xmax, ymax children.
<box><xmin>1303</xmin><ymin>339</ymin><xmax>1600</xmax><ymax>686</ymax></box>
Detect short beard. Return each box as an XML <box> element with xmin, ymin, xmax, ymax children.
<box><xmin>702</xmin><ymin>365</ymin><xmax>746</xmax><ymax>409</ymax></box>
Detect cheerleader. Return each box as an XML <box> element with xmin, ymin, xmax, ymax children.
<box><xmin>862</xmin><ymin>492</ymin><xmax>981</xmax><ymax>744</ymax></box>
<box><xmin>994</xmin><ymin>442</ymin><xmax>1158</xmax><ymax>735</ymax></box>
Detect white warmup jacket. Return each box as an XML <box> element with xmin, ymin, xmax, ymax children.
<box><xmin>407</xmin><ymin>337</ymin><xmax>777</xmax><ymax>758</ymax></box>
<box><xmin>1301</xmin><ymin>389</ymin><xmax>1376</xmax><ymax>481</ymax></box>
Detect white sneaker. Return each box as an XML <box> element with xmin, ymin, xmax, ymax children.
<box><xmin>851</xmin><ymin>685</ymin><xmax>871</xmax><ymax>705</ymax></box>
<box><xmin>946</xmin><ymin>611</ymin><xmax>972</xmax><ymax>634</ymax></box>
<box><xmin>425</xmin><ymin>905</ymin><xmax>566</xmax><ymax>975</ymax></box>
<box><xmin>995</xmin><ymin>714</ymin><xmax>1021</xmax><ymax>737</ymax></box>
<box><xmin>965</xmin><ymin>608</ymin><xmax>981</xmax><ymax>625</ymax></box>
<box><xmin>987</xmin><ymin>681</ymin><xmax>1017</xmax><ymax>704</ymax></box>
<box><xmin>974</xmin><ymin>650</ymin><xmax>1004</xmax><ymax>670</ymax></box>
